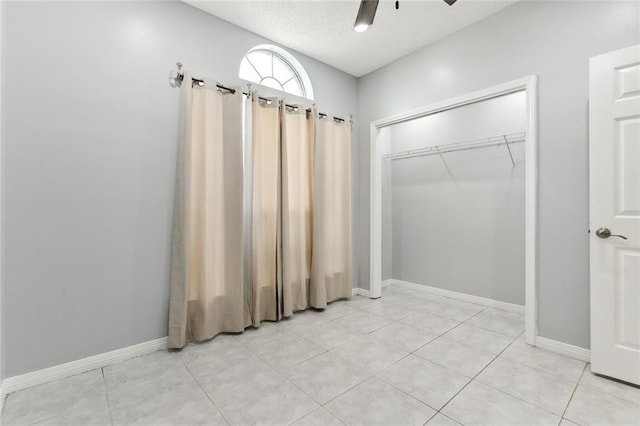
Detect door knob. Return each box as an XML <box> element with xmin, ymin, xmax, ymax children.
<box><xmin>595</xmin><ymin>228</ymin><xmax>627</xmax><ymax>240</ymax></box>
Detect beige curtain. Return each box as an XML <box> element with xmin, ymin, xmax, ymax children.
<box><xmin>250</xmin><ymin>95</ymin><xmax>281</xmax><ymax>326</ymax></box>
<box><xmin>310</xmin><ymin>114</ymin><xmax>353</xmax><ymax>308</ymax></box>
<box><xmin>168</xmin><ymin>75</ymin><xmax>246</xmax><ymax>349</ymax></box>
<box><xmin>168</xmin><ymin>79</ymin><xmax>352</xmax><ymax>343</ymax></box>
<box><xmin>281</xmin><ymin>107</ymin><xmax>314</xmax><ymax>317</ymax></box>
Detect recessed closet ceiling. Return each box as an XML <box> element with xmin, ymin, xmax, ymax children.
<box><xmin>182</xmin><ymin>0</ymin><xmax>518</xmax><ymax>77</ymax></box>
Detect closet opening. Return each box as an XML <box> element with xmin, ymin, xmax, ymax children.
<box><xmin>369</xmin><ymin>77</ymin><xmax>538</xmax><ymax>345</ymax></box>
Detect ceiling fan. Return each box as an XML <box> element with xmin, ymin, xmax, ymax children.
<box><xmin>354</xmin><ymin>0</ymin><xmax>458</xmax><ymax>32</ymax></box>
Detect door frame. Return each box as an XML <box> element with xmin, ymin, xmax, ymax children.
<box><xmin>368</xmin><ymin>76</ymin><xmax>538</xmax><ymax>345</ymax></box>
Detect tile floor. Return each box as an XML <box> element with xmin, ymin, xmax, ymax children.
<box><xmin>2</xmin><ymin>284</ymin><xmax>640</xmax><ymax>425</ymax></box>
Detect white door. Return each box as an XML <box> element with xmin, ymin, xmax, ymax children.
<box><xmin>590</xmin><ymin>44</ymin><xmax>640</xmax><ymax>385</ymax></box>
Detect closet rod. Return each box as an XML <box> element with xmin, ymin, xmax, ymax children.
<box><xmin>382</xmin><ymin>132</ymin><xmax>526</xmax><ymax>161</ymax></box>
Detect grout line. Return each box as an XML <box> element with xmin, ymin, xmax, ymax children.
<box><xmin>423</xmin><ymin>411</ymin><xmax>439</xmax><ymax>426</ymax></box>
<box><xmin>297</xmin><ymin>407</ymin><xmax>347</xmax><ymax>425</ymax></box>
<box><xmin>437</xmin><ymin>329</ymin><xmax>582</xmax><ymax>422</ymax></box>
<box><xmin>559</xmin><ymin>363</ymin><xmax>587</xmax><ymax>424</ymax></box>
<box><xmin>435</xmin><ymin>329</ymin><xmax>524</xmax><ymax>420</ymax></box>
<box><xmin>360</xmin><ymin>307</ymin><xmax>493</xmax><ymax>416</ymax></box>
<box><xmin>101</xmin><ymin>367</ymin><xmax>115</xmax><ymax>426</ymax></box>
<box><xmin>423</xmin><ymin>411</ymin><xmax>462</xmax><ymax>426</ymax></box>
<box><xmin>181</xmin><ymin>358</ymin><xmax>233</xmax><ymax>426</ymax></box>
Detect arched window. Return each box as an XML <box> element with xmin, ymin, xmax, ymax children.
<box><xmin>239</xmin><ymin>44</ymin><xmax>314</xmax><ymax>100</ymax></box>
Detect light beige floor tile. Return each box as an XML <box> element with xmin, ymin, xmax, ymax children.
<box><xmin>465</xmin><ymin>308</ymin><xmax>524</xmax><ymax>337</ymax></box>
<box><xmin>333</xmin><ymin>311</ymin><xmax>392</xmax><ymax>334</ymax></box>
<box><xmin>579</xmin><ymin>365</ymin><xmax>640</xmax><ymax>404</ymax></box>
<box><xmin>283</xmin><ymin>312</ymin><xmax>335</xmax><ymax>336</ymax></box>
<box><xmin>1</xmin><ymin>369</ymin><xmax>108</xmax><ymax>426</ymax></box>
<box><xmin>376</xmin><ymin>354</ymin><xmax>470</xmax><ymax>410</ymax></box>
<box><xmin>103</xmin><ymin>351</ymin><xmax>194</xmax><ymax>404</ymax></box>
<box><xmin>177</xmin><ymin>334</ymin><xmax>254</xmax><ymax>368</ymax></box>
<box><xmin>292</xmin><ymin>407</ymin><xmax>345</xmax><ymax>426</ymax></box>
<box><xmin>361</xmin><ymin>300</ymin><xmax>415</xmax><ymax>321</ymax></box>
<box><xmin>290</xmin><ymin>320</ymin><xmax>362</xmax><ymax>351</ymax></box>
<box><xmin>235</xmin><ymin>321</ymin><xmax>293</xmax><ymax>350</ymax></box>
<box><xmin>285</xmin><ymin>352</ymin><xmax>370</xmax><ymax>404</ymax></box>
<box><xmin>426</xmin><ymin>413</ymin><xmax>462</xmax><ymax>425</ymax></box>
<box><xmin>212</xmin><ymin>379</ymin><xmax>318</xmax><ymax>425</ymax></box>
<box><xmin>193</xmin><ymin>355</ymin><xmax>319</xmax><ymax>425</ymax></box>
<box><xmin>369</xmin><ymin>322</ymin><xmax>438</xmax><ymax>353</ymax></box>
<box><xmin>108</xmin><ymin>376</ymin><xmax>227</xmax><ymax>426</ymax></box>
<box><xmin>501</xmin><ymin>339</ymin><xmax>586</xmax><ymax>382</ymax></box>
<box><xmin>330</xmin><ymin>335</ymin><xmax>409</xmax><ymax>374</ymax></box>
<box><xmin>476</xmin><ymin>356</ymin><xmax>576</xmax><ymax>415</ymax></box>
<box><xmin>190</xmin><ymin>353</ymin><xmax>278</xmax><ymax>395</ymax></box>
<box><xmin>343</xmin><ymin>295</ymin><xmax>383</xmax><ymax>310</ymax></box>
<box><xmin>414</xmin><ymin>337</ymin><xmax>496</xmax><ymax>377</ymax></box>
<box><xmin>399</xmin><ymin>311</ymin><xmax>461</xmax><ymax>336</ymax></box>
<box><xmin>386</xmin><ymin>292</ymin><xmax>446</xmax><ymax>310</ymax></box>
<box><xmin>249</xmin><ymin>333</ymin><xmax>325</xmax><ymax>371</ymax></box>
<box><xmin>103</xmin><ymin>351</ymin><xmax>224</xmax><ymax>425</ymax></box>
<box><xmin>322</xmin><ymin>301</ymin><xmax>361</xmax><ymax>320</ymax></box>
<box><xmin>443</xmin><ymin>323</ymin><xmax>514</xmax><ymax>354</ymax></box>
<box><xmin>442</xmin><ymin>381</ymin><xmax>560</xmax><ymax>425</ymax></box>
<box><xmin>325</xmin><ymin>377</ymin><xmax>436</xmax><ymax>426</ymax></box>
<box><xmin>484</xmin><ymin>307</ymin><xmax>525</xmax><ymax>321</ymax></box>
<box><xmin>421</xmin><ymin>299</ymin><xmax>486</xmax><ymax>321</ymax></box>
<box><xmin>34</xmin><ymin>405</ymin><xmax>111</xmax><ymax>426</ymax></box>
<box><xmin>564</xmin><ymin>384</ymin><xmax>640</xmax><ymax>426</ymax></box>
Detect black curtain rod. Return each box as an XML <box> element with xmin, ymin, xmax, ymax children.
<box><xmin>191</xmin><ymin>77</ymin><xmax>346</xmax><ymax>123</ymax></box>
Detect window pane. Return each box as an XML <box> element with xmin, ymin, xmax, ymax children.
<box><xmin>283</xmin><ymin>79</ymin><xmax>302</xmax><ymax>97</ymax></box>
<box><xmin>239</xmin><ymin>57</ymin><xmax>261</xmax><ymax>83</ymax></box>
<box><xmin>247</xmin><ymin>51</ymin><xmax>272</xmax><ymax>77</ymax></box>
<box><xmin>273</xmin><ymin>56</ymin><xmax>293</xmax><ymax>84</ymax></box>
<box><xmin>261</xmin><ymin>77</ymin><xmax>284</xmax><ymax>91</ymax></box>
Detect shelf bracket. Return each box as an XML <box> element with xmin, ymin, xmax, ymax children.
<box><xmin>503</xmin><ymin>135</ymin><xmax>515</xmax><ymax>167</ymax></box>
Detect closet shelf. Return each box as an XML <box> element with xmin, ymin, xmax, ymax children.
<box><xmin>382</xmin><ymin>131</ymin><xmax>526</xmax><ymax>162</ymax></box>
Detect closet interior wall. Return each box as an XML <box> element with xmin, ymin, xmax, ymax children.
<box><xmin>382</xmin><ymin>91</ymin><xmax>527</xmax><ymax>305</ymax></box>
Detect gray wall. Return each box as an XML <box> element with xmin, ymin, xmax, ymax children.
<box><xmin>2</xmin><ymin>1</ymin><xmax>357</xmax><ymax>377</ymax></box>
<box><xmin>382</xmin><ymin>92</ymin><xmax>526</xmax><ymax>305</ymax></box>
<box><xmin>357</xmin><ymin>1</ymin><xmax>640</xmax><ymax>349</ymax></box>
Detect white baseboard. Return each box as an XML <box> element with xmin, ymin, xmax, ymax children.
<box><xmin>381</xmin><ymin>279</ymin><xmax>393</xmax><ymax>288</ymax></box>
<box><xmin>1</xmin><ymin>337</ymin><xmax>167</xmax><ymax>397</ymax></box>
<box><xmin>352</xmin><ymin>287</ymin><xmax>372</xmax><ymax>297</ymax></box>
<box><xmin>535</xmin><ymin>336</ymin><xmax>591</xmax><ymax>362</ymax></box>
<box><xmin>391</xmin><ymin>279</ymin><xmax>525</xmax><ymax>314</ymax></box>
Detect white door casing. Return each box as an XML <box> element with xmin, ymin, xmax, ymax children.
<box><xmin>369</xmin><ymin>76</ymin><xmax>538</xmax><ymax>345</ymax></box>
<box><xmin>589</xmin><ymin>44</ymin><xmax>640</xmax><ymax>385</ymax></box>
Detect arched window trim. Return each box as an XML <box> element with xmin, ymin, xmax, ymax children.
<box><xmin>239</xmin><ymin>44</ymin><xmax>314</xmax><ymax>101</ymax></box>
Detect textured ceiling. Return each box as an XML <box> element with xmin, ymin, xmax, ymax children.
<box><xmin>183</xmin><ymin>0</ymin><xmax>518</xmax><ymax>77</ymax></box>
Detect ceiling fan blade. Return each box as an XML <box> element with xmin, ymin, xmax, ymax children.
<box><xmin>355</xmin><ymin>0</ymin><xmax>379</xmax><ymax>28</ymax></box>
<box><xmin>443</xmin><ymin>0</ymin><xmax>458</xmax><ymax>5</ymax></box>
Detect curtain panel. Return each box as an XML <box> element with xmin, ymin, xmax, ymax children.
<box><xmin>310</xmin><ymin>116</ymin><xmax>353</xmax><ymax>308</ymax></box>
<box><xmin>168</xmin><ymin>75</ymin><xmax>246</xmax><ymax>349</ymax></box>
<box><xmin>281</xmin><ymin>106</ymin><xmax>315</xmax><ymax>317</ymax></box>
<box><xmin>250</xmin><ymin>95</ymin><xmax>281</xmax><ymax>326</ymax></box>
